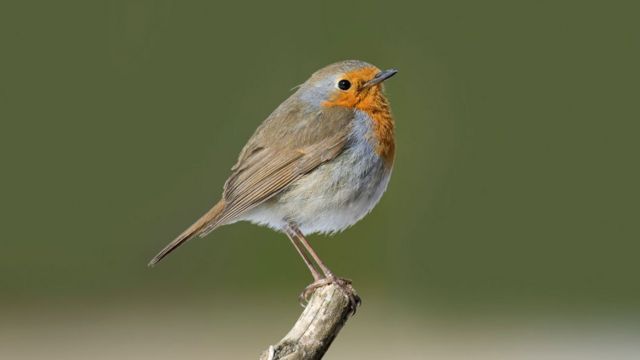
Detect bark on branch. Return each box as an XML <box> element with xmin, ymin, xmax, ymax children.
<box><xmin>258</xmin><ymin>284</ymin><xmax>358</xmax><ymax>360</ymax></box>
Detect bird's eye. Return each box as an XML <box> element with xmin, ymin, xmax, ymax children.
<box><xmin>337</xmin><ymin>79</ymin><xmax>351</xmax><ymax>90</ymax></box>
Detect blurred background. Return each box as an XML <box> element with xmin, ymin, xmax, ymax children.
<box><xmin>1</xmin><ymin>1</ymin><xmax>639</xmax><ymax>359</ymax></box>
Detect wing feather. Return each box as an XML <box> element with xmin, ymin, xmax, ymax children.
<box><xmin>150</xmin><ymin>100</ymin><xmax>354</xmax><ymax>263</ymax></box>
<box><xmin>202</xmin><ymin>104</ymin><xmax>353</xmax><ymax>233</ymax></box>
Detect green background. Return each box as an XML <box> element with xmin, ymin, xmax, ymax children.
<box><xmin>1</xmin><ymin>1</ymin><xmax>638</xmax><ymax>358</ymax></box>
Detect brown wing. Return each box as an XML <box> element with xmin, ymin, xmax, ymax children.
<box><xmin>148</xmin><ymin>100</ymin><xmax>353</xmax><ymax>266</ymax></box>
<box><xmin>198</xmin><ymin>102</ymin><xmax>354</xmax><ymax>235</ymax></box>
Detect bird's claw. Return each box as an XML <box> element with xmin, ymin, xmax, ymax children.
<box><xmin>298</xmin><ymin>276</ymin><xmax>361</xmax><ymax>315</ymax></box>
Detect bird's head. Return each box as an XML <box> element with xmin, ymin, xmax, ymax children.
<box><xmin>297</xmin><ymin>60</ymin><xmax>397</xmax><ymax>112</ymax></box>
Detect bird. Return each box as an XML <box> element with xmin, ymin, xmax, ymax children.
<box><xmin>149</xmin><ymin>60</ymin><xmax>397</xmax><ymax>311</ymax></box>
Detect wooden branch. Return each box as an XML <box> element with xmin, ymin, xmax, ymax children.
<box><xmin>259</xmin><ymin>284</ymin><xmax>359</xmax><ymax>360</ymax></box>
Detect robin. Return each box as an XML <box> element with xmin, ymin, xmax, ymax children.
<box><xmin>149</xmin><ymin>60</ymin><xmax>398</xmax><ymax>311</ymax></box>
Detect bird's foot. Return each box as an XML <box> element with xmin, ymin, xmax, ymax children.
<box><xmin>299</xmin><ymin>278</ymin><xmax>330</xmax><ymax>305</ymax></box>
<box><xmin>298</xmin><ymin>276</ymin><xmax>361</xmax><ymax>315</ymax></box>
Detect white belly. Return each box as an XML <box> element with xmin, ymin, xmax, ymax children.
<box><xmin>240</xmin><ymin>111</ymin><xmax>393</xmax><ymax>234</ymax></box>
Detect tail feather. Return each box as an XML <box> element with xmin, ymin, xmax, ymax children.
<box><xmin>148</xmin><ymin>200</ymin><xmax>225</xmax><ymax>266</ymax></box>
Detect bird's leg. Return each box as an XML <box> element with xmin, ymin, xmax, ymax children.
<box><xmin>289</xmin><ymin>224</ymin><xmax>361</xmax><ymax>313</ymax></box>
<box><xmin>284</xmin><ymin>227</ymin><xmax>322</xmax><ymax>282</ymax></box>
<box><xmin>289</xmin><ymin>225</ymin><xmax>336</xmax><ymax>278</ymax></box>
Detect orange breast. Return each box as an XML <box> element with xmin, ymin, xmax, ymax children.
<box><xmin>355</xmin><ymin>94</ymin><xmax>395</xmax><ymax>165</ymax></box>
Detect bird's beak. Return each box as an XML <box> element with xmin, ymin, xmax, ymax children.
<box><xmin>364</xmin><ymin>68</ymin><xmax>398</xmax><ymax>88</ymax></box>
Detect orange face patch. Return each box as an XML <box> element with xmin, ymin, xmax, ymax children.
<box><xmin>322</xmin><ymin>67</ymin><xmax>380</xmax><ymax>108</ymax></box>
<box><xmin>323</xmin><ymin>67</ymin><xmax>395</xmax><ymax>165</ymax></box>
